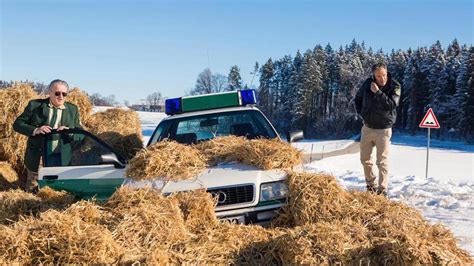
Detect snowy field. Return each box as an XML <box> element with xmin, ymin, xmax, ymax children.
<box><xmin>134</xmin><ymin>110</ymin><xmax>473</xmax><ymax>256</ymax></box>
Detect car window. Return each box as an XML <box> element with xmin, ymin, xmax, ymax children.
<box><xmin>149</xmin><ymin>110</ymin><xmax>278</xmax><ymax>145</ymax></box>
<box><xmin>43</xmin><ymin>131</ymin><xmax>120</xmax><ymax>167</ymax></box>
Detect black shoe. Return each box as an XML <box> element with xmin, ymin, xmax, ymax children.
<box><xmin>366</xmin><ymin>185</ymin><xmax>376</xmax><ymax>193</ymax></box>
<box><xmin>30</xmin><ymin>186</ymin><xmax>39</xmax><ymax>194</ymax></box>
<box><xmin>376</xmin><ymin>189</ymin><xmax>387</xmax><ymax>197</ymax></box>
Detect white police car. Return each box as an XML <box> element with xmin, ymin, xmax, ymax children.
<box><xmin>38</xmin><ymin>89</ymin><xmax>303</xmax><ymax>224</ymax></box>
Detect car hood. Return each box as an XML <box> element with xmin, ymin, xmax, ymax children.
<box><xmin>123</xmin><ymin>161</ymin><xmax>287</xmax><ymax>193</ymax></box>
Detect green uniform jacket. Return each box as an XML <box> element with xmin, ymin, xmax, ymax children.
<box><xmin>13</xmin><ymin>98</ymin><xmax>83</xmax><ymax>172</ymax></box>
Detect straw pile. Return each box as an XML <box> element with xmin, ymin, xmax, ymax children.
<box><xmin>105</xmin><ymin>187</ymin><xmax>188</xmax><ymax>263</ymax></box>
<box><xmin>270</xmin><ymin>171</ymin><xmax>473</xmax><ymax>264</ymax></box>
<box><xmin>0</xmin><ymin>161</ymin><xmax>19</xmax><ymax>191</ymax></box>
<box><xmin>172</xmin><ymin>189</ymin><xmax>219</xmax><ymax>234</ymax></box>
<box><xmin>0</xmin><ymin>83</ymin><xmax>39</xmax><ymax>180</ymax></box>
<box><xmin>271</xmin><ymin>221</ymin><xmax>370</xmax><ymax>264</ymax></box>
<box><xmin>172</xmin><ymin>222</ymin><xmax>282</xmax><ymax>265</ymax></box>
<box><xmin>85</xmin><ymin>108</ymin><xmax>143</xmax><ymax>160</ymax></box>
<box><xmin>126</xmin><ymin>140</ymin><xmax>207</xmax><ymax>181</ymax></box>
<box><xmin>66</xmin><ymin>87</ymin><xmax>93</xmax><ymax>123</ymax></box>
<box><xmin>194</xmin><ymin>136</ymin><xmax>248</xmax><ymax>165</ymax></box>
<box><xmin>0</xmin><ymin>201</ymin><xmax>121</xmax><ymax>264</ymax></box>
<box><xmin>0</xmin><ymin>180</ymin><xmax>471</xmax><ymax>264</ymax></box>
<box><xmin>126</xmin><ymin>136</ymin><xmax>302</xmax><ymax>182</ymax></box>
<box><xmin>195</xmin><ymin>136</ymin><xmax>302</xmax><ymax>169</ymax></box>
<box><xmin>239</xmin><ymin>138</ymin><xmax>302</xmax><ymax>170</ymax></box>
<box><xmin>0</xmin><ymin>187</ymin><xmax>76</xmax><ymax>225</ymax></box>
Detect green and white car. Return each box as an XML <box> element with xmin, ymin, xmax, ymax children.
<box><xmin>39</xmin><ymin>89</ymin><xmax>303</xmax><ymax>224</ymax></box>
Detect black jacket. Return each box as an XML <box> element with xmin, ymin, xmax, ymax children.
<box><xmin>355</xmin><ymin>73</ymin><xmax>401</xmax><ymax>129</ymax></box>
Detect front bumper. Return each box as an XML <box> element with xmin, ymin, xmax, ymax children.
<box><xmin>216</xmin><ymin>202</ymin><xmax>285</xmax><ymax>225</ymax></box>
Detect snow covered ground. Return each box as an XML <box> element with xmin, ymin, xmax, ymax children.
<box><xmin>133</xmin><ymin>110</ymin><xmax>473</xmax><ymax>255</ymax></box>
<box><xmin>303</xmin><ymin>140</ymin><xmax>474</xmax><ymax>255</ymax></box>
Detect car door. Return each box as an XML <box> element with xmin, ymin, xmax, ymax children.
<box><xmin>38</xmin><ymin>129</ymin><xmax>127</xmax><ymax>200</ymax></box>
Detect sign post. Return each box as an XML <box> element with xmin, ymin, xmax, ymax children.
<box><xmin>419</xmin><ymin>108</ymin><xmax>440</xmax><ymax>179</ymax></box>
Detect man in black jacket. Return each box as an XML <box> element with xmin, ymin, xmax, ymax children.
<box><xmin>355</xmin><ymin>63</ymin><xmax>401</xmax><ymax>196</ymax></box>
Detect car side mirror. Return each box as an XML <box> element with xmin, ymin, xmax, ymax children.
<box><xmin>100</xmin><ymin>153</ymin><xmax>125</xmax><ymax>169</ymax></box>
<box><xmin>286</xmin><ymin>130</ymin><xmax>304</xmax><ymax>143</ymax></box>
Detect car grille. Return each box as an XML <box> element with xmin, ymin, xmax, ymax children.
<box><xmin>208</xmin><ymin>185</ymin><xmax>254</xmax><ymax>206</ymax></box>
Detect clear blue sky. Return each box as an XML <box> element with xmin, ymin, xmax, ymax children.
<box><xmin>1</xmin><ymin>0</ymin><xmax>472</xmax><ymax>104</ymax></box>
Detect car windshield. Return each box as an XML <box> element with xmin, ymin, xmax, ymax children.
<box><xmin>148</xmin><ymin>110</ymin><xmax>278</xmax><ymax>145</ymax></box>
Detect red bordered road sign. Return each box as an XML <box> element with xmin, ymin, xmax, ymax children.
<box><xmin>419</xmin><ymin>108</ymin><xmax>440</xmax><ymax>129</ymax></box>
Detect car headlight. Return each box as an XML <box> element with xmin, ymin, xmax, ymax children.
<box><xmin>259</xmin><ymin>181</ymin><xmax>289</xmax><ymax>202</ymax></box>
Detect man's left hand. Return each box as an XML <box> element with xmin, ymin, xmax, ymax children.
<box><xmin>370</xmin><ymin>82</ymin><xmax>379</xmax><ymax>93</ymax></box>
<box><xmin>57</xmin><ymin>126</ymin><xmax>69</xmax><ymax>131</ymax></box>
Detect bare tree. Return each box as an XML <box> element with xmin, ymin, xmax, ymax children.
<box><xmin>90</xmin><ymin>93</ymin><xmax>117</xmax><ymax>106</ymax></box>
<box><xmin>190</xmin><ymin>68</ymin><xmax>228</xmax><ymax>95</ymax></box>
<box><xmin>192</xmin><ymin>68</ymin><xmax>213</xmax><ymax>95</ymax></box>
<box><xmin>146</xmin><ymin>92</ymin><xmax>163</xmax><ymax>106</ymax></box>
<box><xmin>213</xmin><ymin>73</ymin><xmax>228</xmax><ymax>92</ymax></box>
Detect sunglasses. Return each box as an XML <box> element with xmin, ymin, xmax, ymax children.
<box><xmin>54</xmin><ymin>92</ymin><xmax>68</xmax><ymax>97</ymax></box>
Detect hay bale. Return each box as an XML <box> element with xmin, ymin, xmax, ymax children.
<box><xmin>105</xmin><ymin>187</ymin><xmax>188</xmax><ymax>263</ymax></box>
<box><xmin>272</xmin><ymin>221</ymin><xmax>370</xmax><ymax>264</ymax></box>
<box><xmin>66</xmin><ymin>87</ymin><xmax>93</xmax><ymax>123</ymax></box>
<box><xmin>194</xmin><ymin>136</ymin><xmax>248</xmax><ymax>165</ymax></box>
<box><xmin>85</xmin><ymin>108</ymin><xmax>141</xmax><ymax>137</ymax></box>
<box><xmin>349</xmin><ymin>191</ymin><xmax>472</xmax><ymax>264</ymax></box>
<box><xmin>85</xmin><ymin>108</ymin><xmax>143</xmax><ymax>160</ymax></box>
<box><xmin>0</xmin><ymin>201</ymin><xmax>122</xmax><ymax>264</ymax></box>
<box><xmin>168</xmin><ymin>222</ymin><xmax>282</xmax><ymax>264</ymax></box>
<box><xmin>0</xmin><ymin>187</ymin><xmax>76</xmax><ymax>225</ymax></box>
<box><xmin>127</xmin><ymin>137</ymin><xmax>300</xmax><ymax>183</ymax></box>
<box><xmin>239</xmin><ymin>138</ymin><xmax>303</xmax><ymax>170</ymax></box>
<box><xmin>97</xmin><ymin>131</ymin><xmax>143</xmax><ymax>160</ymax></box>
<box><xmin>272</xmin><ymin>171</ymin><xmax>473</xmax><ymax>264</ymax></box>
<box><xmin>272</xmin><ymin>171</ymin><xmax>350</xmax><ymax>227</ymax></box>
<box><xmin>171</xmin><ymin>189</ymin><xmax>218</xmax><ymax>234</ymax></box>
<box><xmin>196</xmin><ymin>136</ymin><xmax>302</xmax><ymax>169</ymax></box>
<box><xmin>0</xmin><ymin>83</ymin><xmax>39</xmax><ymax>179</ymax></box>
<box><xmin>126</xmin><ymin>140</ymin><xmax>207</xmax><ymax>181</ymax></box>
<box><xmin>0</xmin><ymin>161</ymin><xmax>19</xmax><ymax>191</ymax></box>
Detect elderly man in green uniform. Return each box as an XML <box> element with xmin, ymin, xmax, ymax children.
<box><xmin>13</xmin><ymin>79</ymin><xmax>83</xmax><ymax>192</ymax></box>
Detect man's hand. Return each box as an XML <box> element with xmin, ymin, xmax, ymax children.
<box><xmin>35</xmin><ymin>125</ymin><xmax>52</xmax><ymax>135</ymax></box>
<box><xmin>370</xmin><ymin>82</ymin><xmax>379</xmax><ymax>93</ymax></box>
<box><xmin>57</xmin><ymin>126</ymin><xmax>69</xmax><ymax>131</ymax></box>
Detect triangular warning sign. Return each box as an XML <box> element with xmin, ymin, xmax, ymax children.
<box><xmin>419</xmin><ymin>108</ymin><xmax>440</xmax><ymax>129</ymax></box>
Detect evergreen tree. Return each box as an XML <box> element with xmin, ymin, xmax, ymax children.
<box><xmin>338</xmin><ymin>48</ymin><xmax>364</xmax><ymax>136</ymax></box>
<box><xmin>446</xmin><ymin>39</ymin><xmax>462</xmax><ymax>96</ymax></box>
<box><xmin>258</xmin><ymin>59</ymin><xmax>275</xmax><ymax>118</ymax></box>
<box><xmin>227</xmin><ymin>65</ymin><xmax>242</xmax><ymax>91</ymax></box>
<box><xmin>403</xmin><ymin>48</ymin><xmax>430</xmax><ymax>134</ymax></box>
<box><xmin>453</xmin><ymin>47</ymin><xmax>474</xmax><ymax>141</ymax></box>
<box><xmin>425</xmin><ymin>41</ymin><xmax>449</xmax><ymax>136</ymax></box>
<box><xmin>325</xmin><ymin>44</ymin><xmax>341</xmax><ymax>123</ymax></box>
<box><xmin>250</xmin><ymin>40</ymin><xmax>470</xmax><ymax>140</ymax></box>
<box><xmin>288</xmin><ymin>51</ymin><xmax>304</xmax><ymax>130</ymax></box>
<box><xmin>313</xmin><ymin>45</ymin><xmax>329</xmax><ymax>133</ymax></box>
<box><xmin>388</xmin><ymin>49</ymin><xmax>408</xmax><ymax>128</ymax></box>
<box><xmin>295</xmin><ymin>50</ymin><xmax>322</xmax><ymax>135</ymax></box>
<box><xmin>271</xmin><ymin>56</ymin><xmax>292</xmax><ymax>132</ymax></box>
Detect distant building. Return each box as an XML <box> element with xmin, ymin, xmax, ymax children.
<box><xmin>130</xmin><ymin>102</ymin><xmax>165</xmax><ymax>112</ymax></box>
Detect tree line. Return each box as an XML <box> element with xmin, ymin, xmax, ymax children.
<box><xmin>254</xmin><ymin>39</ymin><xmax>473</xmax><ymax>142</ymax></box>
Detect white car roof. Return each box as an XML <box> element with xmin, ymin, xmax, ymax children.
<box><xmin>162</xmin><ymin>105</ymin><xmax>262</xmax><ymax>121</ymax></box>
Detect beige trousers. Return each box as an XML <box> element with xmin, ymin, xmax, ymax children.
<box><xmin>360</xmin><ymin>125</ymin><xmax>392</xmax><ymax>191</ymax></box>
<box><xmin>26</xmin><ymin>168</ymin><xmax>39</xmax><ymax>192</ymax></box>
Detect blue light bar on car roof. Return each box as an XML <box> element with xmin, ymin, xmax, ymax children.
<box><xmin>164</xmin><ymin>89</ymin><xmax>257</xmax><ymax>115</ymax></box>
<box><xmin>240</xmin><ymin>89</ymin><xmax>257</xmax><ymax>105</ymax></box>
<box><xmin>165</xmin><ymin>98</ymin><xmax>182</xmax><ymax>115</ymax></box>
